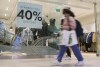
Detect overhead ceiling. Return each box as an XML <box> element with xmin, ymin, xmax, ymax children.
<box><xmin>0</xmin><ymin>0</ymin><xmax>18</xmax><ymax>20</ymax></box>
<box><xmin>0</xmin><ymin>0</ymin><xmax>100</xmax><ymax>21</ymax></box>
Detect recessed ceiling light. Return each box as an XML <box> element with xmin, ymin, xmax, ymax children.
<box><xmin>5</xmin><ymin>14</ymin><xmax>7</xmax><ymax>16</ymax></box>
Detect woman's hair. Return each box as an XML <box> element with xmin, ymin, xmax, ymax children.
<box><xmin>62</xmin><ymin>8</ymin><xmax>75</xmax><ymax>17</ymax></box>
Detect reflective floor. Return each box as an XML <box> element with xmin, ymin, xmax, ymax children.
<box><xmin>0</xmin><ymin>52</ymin><xmax>100</xmax><ymax>67</ymax></box>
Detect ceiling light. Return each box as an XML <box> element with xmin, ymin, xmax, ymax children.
<box><xmin>5</xmin><ymin>14</ymin><xmax>7</xmax><ymax>16</ymax></box>
<box><xmin>9</xmin><ymin>0</ymin><xmax>10</xmax><ymax>2</ymax></box>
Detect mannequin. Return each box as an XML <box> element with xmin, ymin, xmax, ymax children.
<box><xmin>39</xmin><ymin>19</ymin><xmax>48</xmax><ymax>37</ymax></box>
<box><xmin>21</xmin><ymin>27</ymin><xmax>33</xmax><ymax>46</ymax></box>
<box><xmin>48</xmin><ymin>18</ymin><xmax>58</xmax><ymax>36</ymax></box>
<box><xmin>48</xmin><ymin>18</ymin><xmax>59</xmax><ymax>50</ymax></box>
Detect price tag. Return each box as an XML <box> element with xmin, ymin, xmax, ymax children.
<box><xmin>16</xmin><ymin>2</ymin><xmax>42</xmax><ymax>28</ymax></box>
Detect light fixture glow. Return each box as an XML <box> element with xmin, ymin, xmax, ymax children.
<box><xmin>9</xmin><ymin>0</ymin><xmax>10</xmax><ymax>2</ymax></box>
<box><xmin>5</xmin><ymin>14</ymin><xmax>7</xmax><ymax>16</ymax></box>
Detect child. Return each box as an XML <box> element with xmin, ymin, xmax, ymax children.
<box><xmin>53</xmin><ymin>18</ymin><xmax>84</xmax><ymax>66</ymax></box>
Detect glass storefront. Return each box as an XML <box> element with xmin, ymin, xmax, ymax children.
<box><xmin>0</xmin><ymin>0</ymin><xmax>100</xmax><ymax>58</ymax></box>
<box><xmin>0</xmin><ymin>0</ymin><xmax>61</xmax><ymax>57</ymax></box>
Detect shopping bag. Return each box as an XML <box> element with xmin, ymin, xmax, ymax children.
<box><xmin>67</xmin><ymin>31</ymin><xmax>78</xmax><ymax>46</ymax></box>
<box><xmin>58</xmin><ymin>30</ymin><xmax>78</xmax><ymax>46</ymax></box>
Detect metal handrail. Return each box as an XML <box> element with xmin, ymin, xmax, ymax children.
<box><xmin>31</xmin><ymin>36</ymin><xmax>51</xmax><ymax>46</ymax></box>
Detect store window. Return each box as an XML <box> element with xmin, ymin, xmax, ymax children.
<box><xmin>0</xmin><ymin>0</ymin><xmax>63</xmax><ymax>57</ymax></box>
<box><xmin>0</xmin><ymin>0</ymin><xmax>100</xmax><ymax>58</ymax></box>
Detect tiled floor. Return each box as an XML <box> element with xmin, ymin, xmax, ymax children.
<box><xmin>0</xmin><ymin>53</ymin><xmax>100</xmax><ymax>67</ymax></box>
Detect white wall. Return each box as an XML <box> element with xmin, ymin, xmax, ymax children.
<box><xmin>83</xmin><ymin>23</ymin><xmax>95</xmax><ymax>33</ymax></box>
<box><xmin>78</xmin><ymin>12</ymin><xmax>100</xmax><ymax>33</ymax></box>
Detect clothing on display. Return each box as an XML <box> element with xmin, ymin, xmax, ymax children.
<box><xmin>41</xmin><ymin>20</ymin><xmax>48</xmax><ymax>36</ymax></box>
<box><xmin>86</xmin><ymin>32</ymin><xmax>94</xmax><ymax>44</ymax></box>
<box><xmin>21</xmin><ymin>27</ymin><xmax>33</xmax><ymax>45</ymax></box>
<box><xmin>47</xmin><ymin>18</ymin><xmax>59</xmax><ymax>50</ymax></box>
<box><xmin>78</xmin><ymin>32</ymin><xmax>97</xmax><ymax>52</ymax></box>
<box><xmin>48</xmin><ymin>18</ymin><xmax>59</xmax><ymax>36</ymax></box>
<box><xmin>12</xmin><ymin>34</ymin><xmax>22</xmax><ymax>50</ymax></box>
<box><xmin>0</xmin><ymin>21</ymin><xmax>5</xmax><ymax>41</ymax></box>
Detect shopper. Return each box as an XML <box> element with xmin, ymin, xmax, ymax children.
<box><xmin>53</xmin><ymin>17</ymin><xmax>84</xmax><ymax>66</ymax></box>
<box><xmin>62</xmin><ymin>8</ymin><xmax>83</xmax><ymax>59</ymax></box>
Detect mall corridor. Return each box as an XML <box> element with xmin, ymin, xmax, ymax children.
<box><xmin>0</xmin><ymin>53</ymin><xmax>100</xmax><ymax>67</ymax></box>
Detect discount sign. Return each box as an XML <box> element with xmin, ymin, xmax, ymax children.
<box><xmin>16</xmin><ymin>2</ymin><xmax>42</xmax><ymax>28</ymax></box>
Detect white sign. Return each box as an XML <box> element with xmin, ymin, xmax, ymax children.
<box><xmin>16</xmin><ymin>2</ymin><xmax>42</xmax><ymax>28</ymax></box>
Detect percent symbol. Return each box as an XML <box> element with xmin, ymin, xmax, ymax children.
<box><xmin>33</xmin><ymin>11</ymin><xmax>42</xmax><ymax>21</ymax></box>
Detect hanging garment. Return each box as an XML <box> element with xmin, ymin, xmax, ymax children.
<box><xmin>86</xmin><ymin>32</ymin><xmax>94</xmax><ymax>44</ymax></box>
<box><xmin>42</xmin><ymin>20</ymin><xmax>48</xmax><ymax>36</ymax></box>
<box><xmin>21</xmin><ymin>28</ymin><xmax>33</xmax><ymax>45</ymax></box>
<box><xmin>85</xmin><ymin>32</ymin><xmax>94</xmax><ymax>50</ymax></box>
<box><xmin>86</xmin><ymin>33</ymin><xmax>90</xmax><ymax>43</ymax></box>
<box><xmin>12</xmin><ymin>35</ymin><xmax>22</xmax><ymax>50</ymax></box>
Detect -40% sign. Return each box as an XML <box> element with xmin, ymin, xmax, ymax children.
<box><xmin>17</xmin><ymin>10</ymin><xmax>42</xmax><ymax>21</ymax></box>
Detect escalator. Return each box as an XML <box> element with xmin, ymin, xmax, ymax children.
<box><xmin>0</xmin><ymin>36</ymin><xmax>58</xmax><ymax>58</ymax></box>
